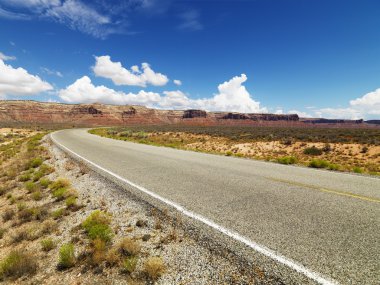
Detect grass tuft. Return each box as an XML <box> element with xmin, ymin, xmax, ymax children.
<box><xmin>58</xmin><ymin>243</ymin><xmax>75</xmax><ymax>270</ymax></box>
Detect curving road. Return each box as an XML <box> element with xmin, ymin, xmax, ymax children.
<box><xmin>51</xmin><ymin>129</ymin><xmax>380</xmax><ymax>285</ymax></box>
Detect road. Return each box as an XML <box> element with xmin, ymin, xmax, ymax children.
<box><xmin>51</xmin><ymin>129</ymin><xmax>380</xmax><ymax>285</ymax></box>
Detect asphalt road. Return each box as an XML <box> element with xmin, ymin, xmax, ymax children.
<box><xmin>51</xmin><ymin>129</ymin><xmax>380</xmax><ymax>285</ymax></box>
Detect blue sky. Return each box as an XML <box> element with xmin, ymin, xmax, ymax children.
<box><xmin>0</xmin><ymin>0</ymin><xmax>380</xmax><ymax>119</ymax></box>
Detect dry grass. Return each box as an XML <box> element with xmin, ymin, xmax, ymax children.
<box><xmin>143</xmin><ymin>257</ymin><xmax>165</xmax><ymax>280</ymax></box>
<box><xmin>119</xmin><ymin>237</ymin><xmax>141</xmax><ymax>257</ymax></box>
<box><xmin>0</xmin><ymin>250</ymin><xmax>37</xmax><ymax>280</ymax></box>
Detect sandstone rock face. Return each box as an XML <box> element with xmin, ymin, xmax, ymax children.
<box><xmin>183</xmin><ymin>110</ymin><xmax>207</xmax><ymax>119</ymax></box>
<box><xmin>0</xmin><ymin>100</ymin><xmax>374</xmax><ymax>128</ymax></box>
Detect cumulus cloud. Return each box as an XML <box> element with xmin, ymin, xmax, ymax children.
<box><xmin>92</xmin><ymin>55</ymin><xmax>169</xmax><ymax>87</ymax></box>
<box><xmin>0</xmin><ymin>52</ymin><xmax>16</xmax><ymax>61</ymax></box>
<box><xmin>59</xmin><ymin>73</ymin><xmax>267</xmax><ymax>113</ymax></box>
<box><xmin>59</xmin><ymin>76</ymin><xmax>161</xmax><ymax>106</ymax></box>
<box><xmin>173</xmin><ymin>79</ymin><xmax>182</xmax><ymax>86</ymax></box>
<box><xmin>0</xmin><ymin>59</ymin><xmax>53</xmax><ymax>97</ymax></box>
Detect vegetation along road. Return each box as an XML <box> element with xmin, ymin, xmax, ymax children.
<box><xmin>51</xmin><ymin>129</ymin><xmax>380</xmax><ymax>285</ymax></box>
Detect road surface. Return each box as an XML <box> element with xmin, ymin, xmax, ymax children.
<box><xmin>51</xmin><ymin>129</ymin><xmax>380</xmax><ymax>285</ymax></box>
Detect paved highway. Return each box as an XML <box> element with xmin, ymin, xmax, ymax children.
<box><xmin>51</xmin><ymin>129</ymin><xmax>380</xmax><ymax>285</ymax></box>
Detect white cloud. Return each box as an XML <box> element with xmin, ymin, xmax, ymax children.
<box><xmin>199</xmin><ymin>74</ymin><xmax>266</xmax><ymax>113</ymax></box>
<box><xmin>173</xmin><ymin>79</ymin><xmax>182</xmax><ymax>86</ymax></box>
<box><xmin>0</xmin><ymin>59</ymin><xmax>53</xmax><ymax>97</ymax></box>
<box><xmin>41</xmin><ymin>67</ymin><xmax>63</xmax><ymax>77</ymax></box>
<box><xmin>59</xmin><ymin>73</ymin><xmax>266</xmax><ymax>114</ymax></box>
<box><xmin>92</xmin><ymin>55</ymin><xmax>169</xmax><ymax>87</ymax></box>
<box><xmin>59</xmin><ymin>76</ymin><xmax>161</xmax><ymax>106</ymax></box>
<box><xmin>0</xmin><ymin>52</ymin><xmax>16</xmax><ymax>61</ymax></box>
<box><xmin>313</xmin><ymin>88</ymin><xmax>380</xmax><ymax>119</ymax></box>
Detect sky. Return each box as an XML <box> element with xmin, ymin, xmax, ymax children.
<box><xmin>0</xmin><ymin>0</ymin><xmax>380</xmax><ymax>119</ymax></box>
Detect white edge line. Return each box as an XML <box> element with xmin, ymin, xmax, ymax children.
<box><xmin>50</xmin><ymin>131</ymin><xmax>338</xmax><ymax>285</ymax></box>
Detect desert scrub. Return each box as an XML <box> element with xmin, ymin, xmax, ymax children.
<box><xmin>122</xmin><ymin>256</ymin><xmax>138</xmax><ymax>274</ymax></box>
<box><xmin>24</xmin><ymin>181</ymin><xmax>38</xmax><ymax>193</ymax></box>
<box><xmin>52</xmin><ymin>208</ymin><xmax>65</xmax><ymax>220</ymax></box>
<box><xmin>32</xmin><ymin>170</ymin><xmax>44</xmax><ymax>182</ymax></box>
<box><xmin>277</xmin><ymin>156</ymin><xmax>297</xmax><ymax>165</ymax></box>
<box><xmin>303</xmin><ymin>146</ymin><xmax>323</xmax><ymax>156</ymax></box>
<box><xmin>39</xmin><ymin>178</ymin><xmax>51</xmax><ymax>188</ymax></box>
<box><xmin>0</xmin><ymin>251</ymin><xmax>37</xmax><ymax>280</ymax></box>
<box><xmin>49</xmin><ymin>178</ymin><xmax>70</xmax><ymax>191</ymax></box>
<box><xmin>144</xmin><ymin>257</ymin><xmax>166</xmax><ymax>280</ymax></box>
<box><xmin>58</xmin><ymin>243</ymin><xmax>76</xmax><ymax>270</ymax></box>
<box><xmin>28</xmin><ymin>157</ymin><xmax>43</xmax><ymax>168</ymax></box>
<box><xmin>308</xmin><ymin>159</ymin><xmax>330</xmax><ymax>169</ymax></box>
<box><xmin>119</xmin><ymin>237</ymin><xmax>141</xmax><ymax>256</ymax></box>
<box><xmin>32</xmin><ymin>190</ymin><xmax>42</xmax><ymax>201</ymax></box>
<box><xmin>18</xmin><ymin>173</ymin><xmax>31</xmax><ymax>182</ymax></box>
<box><xmin>82</xmin><ymin>210</ymin><xmax>113</xmax><ymax>242</ymax></box>
<box><xmin>353</xmin><ymin>167</ymin><xmax>364</xmax><ymax>174</ymax></box>
<box><xmin>65</xmin><ymin>196</ymin><xmax>77</xmax><ymax>209</ymax></box>
<box><xmin>41</xmin><ymin>238</ymin><xmax>56</xmax><ymax>252</ymax></box>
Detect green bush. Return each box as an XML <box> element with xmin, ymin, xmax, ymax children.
<box><xmin>277</xmin><ymin>156</ymin><xmax>297</xmax><ymax>165</ymax></box>
<box><xmin>32</xmin><ymin>171</ymin><xmax>44</xmax><ymax>182</ymax></box>
<box><xmin>0</xmin><ymin>250</ymin><xmax>37</xmax><ymax>280</ymax></box>
<box><xmin>309</xmin><ymin>159</ymin><xmax>329</xmax><ymax>169</ymax></box>
<box><xmin>122</xmin><ymin>256</ymin><xmax>138</xmax><ymax>273</ymax></box>
<box><xmin>24</xmin><ymin>181</ymin><xmax>38</xmax><ymax>193</ymax></box>
<box><xmin>41</xmin><ymin>238</ymin><xmax>55</xmax><ymax>252</ymax></box>
<box><xmin>58</xmin><ymin>243</ymin><xmax>75</xmax><ymax>270</ymax></box>
<box><xmin>39</xmin><ymin>178</ymin><xmax>51</xmax><ymax>188</ymax></box>
<box><xmin>82</xmin><ymin>211</ymin><xmax>113</xmax><ymax>242</ymax></box>
<box><xmin>52</xmin><ymin>188</ymin><xmax>67</xmax><ymax>201</ymax></box>
<box><xmin>65</xmin><ymin>196</ymin><xmax>77</xmax><ymax>209</ymax></box>
<box><xmin>52</xmin><ymin>208</ymin><xmax>65</xmax><ymax>220</ymax></box>
<box><xmin>225</xmin><ymin>151</ymin><xmax>233</xmax><ymax>156</ymax></box>
<box><xmin>303</xmin><ymin>146</ymin><xmax>323</xmax><ymax>156</ymax></box>
<box><xmin>18</xmin><ymin>174</ymin><xmax>31</xmax><ymax>182</ymax></box>
<box><xmin>353</xmin><ymin>167</ymin><xmax>364</xmax><ymax>174</ymax></box>
<box><xmin>29</xmin><ymin>158</ymin><xmax>43</xmax><ymax>168</ymax></box>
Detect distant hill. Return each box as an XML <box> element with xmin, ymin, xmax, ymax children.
<box><xmin>0</xmin><ymin>100</ymin><xmax>377</xmax><ymax>128</ymax></box>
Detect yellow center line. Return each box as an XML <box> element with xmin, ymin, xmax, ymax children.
<box><xmin>268</xmin><ymin>177</ymin><xmax>380</xmax><ymax>204</ymax></box>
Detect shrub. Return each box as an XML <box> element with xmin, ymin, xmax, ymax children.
<box><xmin>322</xmin><ymin>143</ymin><xmax>332</xmax><ymax>152</ymax></box>
<box><xmin>32</xmin><ymin>171</ymin><xmax>44</xmax><ymax>182</ymax></box>
<box><xmin>143</xmin><ymin>257</ymin><xmax>165</xmax><ymax>280</ymax></box>
<box><xmin>122</xmin><ymin>256</ymin><xmax>138</xmax><ymax>274</ymax></box>
<box><xmin>50</xmin><ymin>178</ymin><xmax>70</xmax><ymax>191</ymax></box>
<box><xmin>52</xmin><ymin>187</ymin><xmax>67</xmax><ymax>201</ymax></box>
<box><xmin>0</xmin><ymin>251</ymin><xmax>37</xmax><ymax>280</ymax></box>
<box><xmin>90</xmin><ymin>238</ymin><xmax>107</xmax><ymax>264</ymax></box>
<box><xmin>39</xmin><ymin>164</ymin><xmax>54</xmax><ymax>175</ymax></box>
<box><xmin>32</xmin><ymin>191</ymin><xmax>42</xmax><ymax>201</ymax></box>
<box><xmin>58</xmin><ymin>243</ymin><xmax>75</xmax><ymax>270</ymax></box>
<box><xmin>29</xmin><ymin>157</ymin><xmax>43</xmax><ymax>168</ymax></box>
<box><xmin>39</xmin><ymin>178</ymin><xmax>51</xmax><ymax>188</ymax></box>
<box><xmin>327</xmin><ymin>163</ymin><xmax>340</xmax><ymax>171</ymax></box>
<box><xmin>24</xmin><ymin>181</ymin><xmax>38</xmax><ymax>193</ymax></box>
<box><xmin>12</xmin><ymin>229</ymin><xmax>28</xmax><ymax>243</ymax></box>
<box><xmin>18</xmin><ymin>174</ymin><xmax>31</xmax><ymax>182</ymax></box>
<box><xmin>0</xmin><ymin>187</ymin><xmax>6</xmax><ymax>196</ymax></box>
<box><xmin>41</xmin><ymin>238</ymin><xmax>56</xmax><ymax>252</ymax></box>
<box><xmin>2</xmin><ymin>208</ymin><xmax>15</xmax><ymax>222</ymax></box>
<box><xmin>353</xmin><ymin>167</ymin><xmax>364</xmax><ymax>174</ymax></box>
<box><xmin>41</xmin><ymin>220</ymin><xmax>57</xmax><ymax>234</ymax></box>
<box><xmin>361</xmin><ymin>146</ymin><xmax>368</xmax><ymax>154</ymax></box>
<box><xmin>82</xmin><ymin>211</ymin><xmax>113</xmax><ymax>242</ymax></box>
<box><xmin>303</xmin><ymin>146</ymin><xmax>323</xmax><ymax>156</ymax></box>
<box><xmin>277</xmin><ymin>156</ymin><xmax>297</xmax><ymax>165</ymax></box>
<box><xmin>65</xmin><ymin>196</ymin><xmax>77</xmax><ymax>209</ymax></box>
<box><xmin>119</xmin><ymin>238</ymin><xmax>141</xmax><ymax>256</ymax></box>
<box><xmin>225</xmin><ymin>151</ymin><xmax>233</xmax><ymax>156</ymax></box>
<box><xmin>308</xmin><ymin>159</ymin><xmax>329</xmax><ymax>169</ymax></box>
<box><xmin>52</xmin><ymin>208</ymin><xmax>65</xmax><ymax>220</ymax></box>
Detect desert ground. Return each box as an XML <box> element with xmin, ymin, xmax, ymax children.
<box><xmin>90</xmin><ymin>126</ymin><xmax>380</xmax><ymax>175</ymax></box>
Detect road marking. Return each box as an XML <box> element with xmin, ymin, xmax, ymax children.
<box><xmin>269</xmin><ymin>177</ymin><xmax>380</xmax><ymax>204</ymax></box>
<box><xmin>51</xmin><ymin>131</ymin><xmax>338</xmax><ymax>285</ymax></box>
